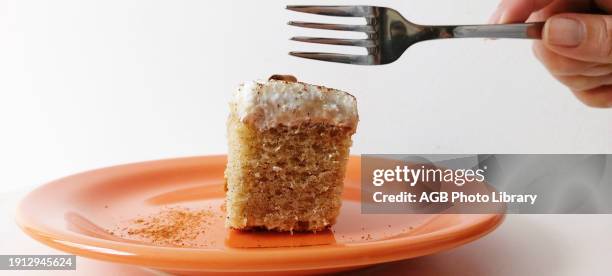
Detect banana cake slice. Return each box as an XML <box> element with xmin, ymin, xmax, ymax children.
<box><xmin>225</xmin><ymin>75</ymin><xmax>359</xmax><ymax>232</ymax></box>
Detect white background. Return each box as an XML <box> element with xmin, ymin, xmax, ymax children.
<box><xmin>1</xmin><ymin>0</ymin><xmax>611</xmax><ymax>193</ymax></box>
<box><xmin>1</xmin><ymin>1</ymin><xmax>611</xmax><ymax>275</ymax></box>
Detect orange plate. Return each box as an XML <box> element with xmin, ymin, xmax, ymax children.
<box><xmin>16</xmin><ymin>156</ymin><xmax>504</xmax><ymax>275</ymax></box>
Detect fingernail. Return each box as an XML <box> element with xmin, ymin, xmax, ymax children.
<box><xmin>488</xmin><ymin>9</ymin><xmax>502</xmax><ymax>24</ymax></box>
<box><xmin>488</xmin><ymin>2</ymin><xmax>506</xmax><ymax>24</ymax></box>
<box><xmin>547</xmin><ymin>17</ymin><xmax>584</xmax><ymax>47</ymax></box>
<box><xmin>498</xmin><ymin>10</ymin><xmax>510</xmax><ymax>24</ymax></box>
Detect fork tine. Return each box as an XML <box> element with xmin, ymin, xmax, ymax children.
<box><xmin>291</xmin><ymin>36</ymin><xmax>376</xmax><ymax>47</ymax></box>
<box><xmin>288</xmin><ymin>21</ymin><xmax>375</xmax><ymax>33</ymax></box>
<box><xmin>286</xmin><ymin>5</ymin><xmax>376</xmax><ymax>17</ymax></box>
<box><xmin>289</xmin><ymin>52</ymin><xmax>374</xmax><ymax>65</ymax></box>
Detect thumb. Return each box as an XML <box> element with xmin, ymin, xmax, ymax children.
<box><xmin>543</xmin><ymin>14</ymin><xmax>612</xmax><ymax>63</ymax></box>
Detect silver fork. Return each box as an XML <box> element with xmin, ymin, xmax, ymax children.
<box><xmin>287</xmin><ymin>5</ymin><xmax>544</xmax><ymax>65</ymax></box>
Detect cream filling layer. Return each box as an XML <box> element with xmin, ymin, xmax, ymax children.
<box><xmin>232</xmin><ymin>80</ymin><xmax>358</xmax><ymax>130</ymax></box>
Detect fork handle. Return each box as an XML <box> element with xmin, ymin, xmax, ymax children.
<box><xmin>446</xmin><ymin>22</ymin><xmax>544</xmax><ymax>39</ymax></box>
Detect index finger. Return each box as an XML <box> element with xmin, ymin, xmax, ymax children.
<box><xmin>496</xmin><ymin>0</ymin><xmax>556</xmax><ymax>23</ymax></box>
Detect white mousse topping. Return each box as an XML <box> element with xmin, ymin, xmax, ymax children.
<box><xmin>232</xmin><ymin>79</ymin><xmax>358</xmax><ymax>130</ymax></box>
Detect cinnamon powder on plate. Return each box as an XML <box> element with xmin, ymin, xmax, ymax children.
<box><xmin>110</xmin><ymin>206</ymin><xmax>214</xmax><ymax>247</ymax></box>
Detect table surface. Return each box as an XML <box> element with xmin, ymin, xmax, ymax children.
<box><xmin>2</xmin><ymin>189</ymin><xmax>610</xmax><ymax>276</ymax></box>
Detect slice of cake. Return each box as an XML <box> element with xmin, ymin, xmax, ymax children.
<box><xmin>225</xmin><ymin>75</ymin><xmax>358</xmax><ymax>232</ymax></box>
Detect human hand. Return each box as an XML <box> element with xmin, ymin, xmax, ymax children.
<box><xmin>490</xmin><ymin>0</ymin><xmax>612</xmax><ymax>108</ymax></box>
